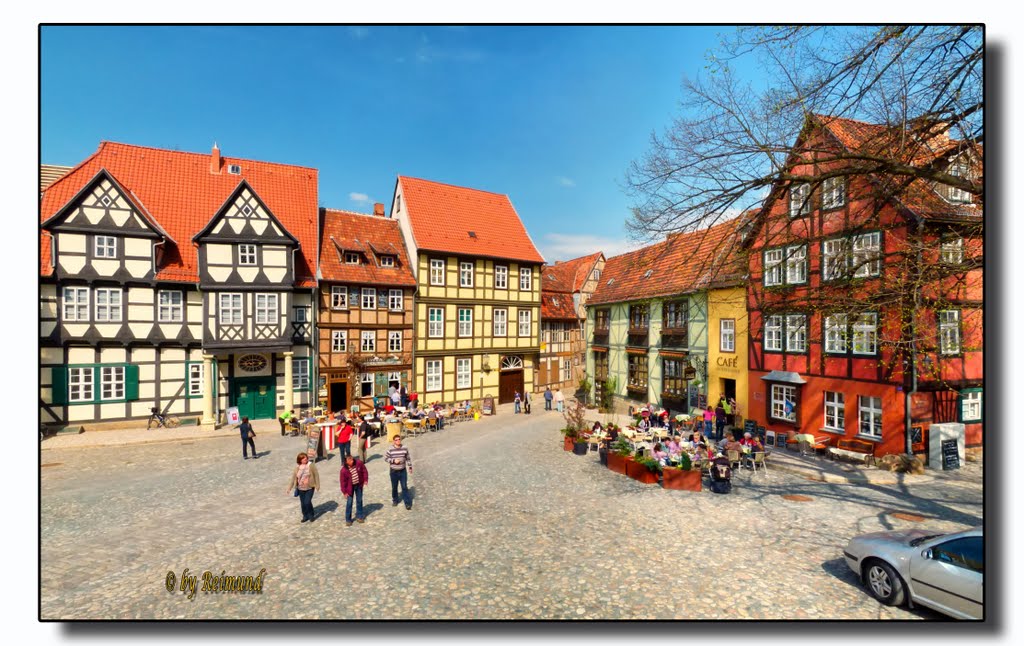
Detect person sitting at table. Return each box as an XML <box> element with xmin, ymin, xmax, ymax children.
<box><xmin>637</xmin><ymin>416</ymin><xmax>650</xmax><ymax>432</ymax></box>
<box><xmin>591</xmin><ymin>421</ymin><xmax>603</xmax><ymax>434</ymax></box>
<box><xmin>740</xmin><ymin>432</ymin><xmax>762</xmax><ymax>452</ymax></box>
<box><xmin>724</xmin><ymin>432</ymin><xmax>744</xmax><ymax>453</ymax></box>
<box><xmin>606</xmin><ymin>425</ymin><xmax>619</xmax><ymax>442</ymax></box>
<box><xmin>716</xmin><ymin>433</ymin><xmax>732</xmax><ymax>453</ymax></box>
<box><xmin>427</xmin><ymin>407</ymin><xmax>443</xmax><ymax>429</ymax></box>
<box><xmin>651</xmin><ymin>442</ymin><xmax>670</xmax><ymax>465</ymax></box>
<box><xmin>383</xmin><ymin>401</ymin><xmax>395</xmax><ymax>416</ymax></box>
<box><xmin>665</xmin><ymin>436</ymin><xmax>682</xmax><ymax>455</ymax></box>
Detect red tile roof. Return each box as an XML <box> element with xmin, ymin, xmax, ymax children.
<box><xmin>40</xmin><ymin>142</ymin><xmax>319</xmax><ymax>285</ymax></box>
<box><xmin>319</xmin><ymin>208</ymin><xmax>416</xmax><ymax>287</ymax></box>
<box><xmin>589</xmin><ymin>218</ymin><xmax>745</xmax><ymax>306</ymax></box>
<box><xmin>397</xmin><ymin>176</ymin><xmax>544</xmax><ymax>264</ymax></box>
<box><xmin>540</xmin><ymin>291</ymin><xmax>578</xmax><ymax>320</ymax></box>
<box><xmin>542</xmin><ymin>251</ymin><xmax>603</xmax><ymax>294</ymax></box>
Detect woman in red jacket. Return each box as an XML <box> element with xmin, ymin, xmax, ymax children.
<box><xmin>339</xmin><ymin>454</ymin><xmax>369</xmax><ymax>526</ymax></box>
<box><xmin>336</xmin><ymin>420</ymin><xmax>354</xmax><ymax>459</ymax></box>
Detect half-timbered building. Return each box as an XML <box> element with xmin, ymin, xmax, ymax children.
<box><xmin>538</xmin><ymin>252</ymin><xmax>605</xmax><ymax>395</ymax></box>
<box><xmin>317</xmin><ymin>205</ymin><xmax>416</xmax><ymax>412</ymax></box>
<box><xmin>40</xmin><ymin>143</ymin><xmax>318</xmax><ymax>428</ymax></box>
<box><xmin>390</xmin><ymin>176</ymin><xmax>544</xmax><ymax>404</ymax></box>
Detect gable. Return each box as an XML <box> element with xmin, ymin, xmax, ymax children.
<box><xmin>42</xmin><ymin>169</ymin><xmax>162</xmax><ymax>238</ymax></box>
<box><xmin>193</xmin><ymin>180</ymin><xmax>299</xmax><ymax>245</ymax></box>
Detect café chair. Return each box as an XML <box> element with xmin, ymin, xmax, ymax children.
<box><xmin>727</xmin><ymin>449</ymin><xmax>742</xmax><ymax>472</ymax></box>
<box><xmin>751</xmin><ymin>451</ymin><xmax>768</xmax><ymax>475</ymax></box>
<box><xmin>426</xmin><ymin>417</ymin><xmax>439</xmax><ymax>432</ymax></box>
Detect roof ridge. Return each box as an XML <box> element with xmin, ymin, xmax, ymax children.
<box><xmin>399</xmin><ymin>175</ymin><xmax>509</xmax><ymax>198</ymax></box>
<box><xmin>98</xmin><ymin>140</ymin><xmax>319</xmax><ymax>172</ymax></box>
<box><xmin>322</xmin><ymin>208</ymin><xmax>395</xmax><ymax>221</ymax></box>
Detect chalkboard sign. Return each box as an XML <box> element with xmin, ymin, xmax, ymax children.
<box><xmin>482</xmin><ymin>395</ymin><xmax>494</xmax><ymax>415</ymax></box>
<box><xmin>306</xmin><ymin>425</ymin><xmax>321</xmax><ymax>462</ymax></box>
<box><xmin>771</xmin><ymin>429</ymin><xmax>784</xmax><ymax>447</ymax></box>
<box><xmin>911</xmin><ymin>426</ymin><xmax>923</xmax><ymax>445</ymax></box>
<box><xmin>941</xmin><ymin>439</ymin><xmax>960</xmax><ymax>471</ymax></box>
<box><xmin>744</xmin><ymin>420</ymin><xmax>757</xmax><ymax>436</ymax></box>
<box><xmin>765</xmin><ymin>430</ymin><xmax>776</xmax><ymax>447</ymax></box>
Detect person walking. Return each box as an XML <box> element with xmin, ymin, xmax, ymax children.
<box><xmin>286</xmin><ymin>452</ymin><xmax>321</xmax><ymax>523</ymax></box>
<box><xmin>523</xmin><ymin>390</ymin><xmax>531</xmax><ymax>414</ymax></box>
<box><xmin>400</xmin><ymin>384</ymin><xmax>410</xmax><ymax>408</ymax></box>
<box><xmin>336</xmin><ymin>418</ymin><xmax>354</xmax><ymax>460</ymax></box>
<box><xmin>357</xmin><ymin>415</ymin><xmax>372</xmax><ymax>462</ymax></box>
<box><xmin>239</xmin><ymin>416</ymin><xmax>258</xmax><ymax>460</ymax></box>
<box><xmin>339</xmin><ymin>453</ymin><xmax>369</xmax><ymax>526</ymax></box>
<box><xmin>554</xmin><ymin>387</ymin><xmax>565</xmax><ymax>413</ymax></box>
<box><xmin>703</xmin><ymin>407</ymin><xmax>715</xmax><ymax>440</ymax></box>
<box><xmin>514</xmin><ymin>391</ymin><xmax>522</xmax><ymax>414</ymax></box>
<box><xmin>715</xmin><ymin>399</ymin><xmax>727</xmax><ymax>440</ymax></box>
<box><xmin>383</xmin><ymin>435</ymin><xmax>413</xmax><ymax>510</ymax></box>
<box><xmin>544</xmin><ymin>386</ymin><xmax>553</xmax><ymax>411</ymax></box>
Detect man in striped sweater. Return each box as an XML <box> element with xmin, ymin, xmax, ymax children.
<box><xmin>383</xmin><ymin>435</ymin><xmax>413</xmax><ymax>510</ymax></box>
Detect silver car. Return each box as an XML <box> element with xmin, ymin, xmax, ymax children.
<box><xmin>843</xmin><ymin>526</ymin><xmax>983</xmax><ymax>620</ymax></box>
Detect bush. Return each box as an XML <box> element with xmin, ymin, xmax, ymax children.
<box><xmin>676</xmin><ymin>453</ymin><xmax>693</xmax><ymax>471</ymax></box>
<box><xmin>611</xmin><ymin>436</ymin><xmax>632</xmax><ymax>457</ymax></box>
<box><xmin>635</xmin><ymin>455</ymin><xmax>662</xmax><ymax>473</ymax></box>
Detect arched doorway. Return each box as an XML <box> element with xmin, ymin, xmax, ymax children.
<box><xmin>498</xmin><ymin>355</ymin><xmax>524</xmax><ymax>404</ymax></box>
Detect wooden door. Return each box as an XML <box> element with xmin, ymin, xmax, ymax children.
<box><xmin>499</xmin><ymin>370</ymin><xmax>524</xmax><ymax>404</ymax></box>
<box><xmin>234</xmin><ymin>377</ymin><xmax>276</xmax><ymax>419</ymax></box>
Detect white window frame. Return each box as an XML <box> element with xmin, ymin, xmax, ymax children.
<box><xmin>388</xmin><ymin>289</ymin><xmax>403</xmax><ymax>311</ymax></box>
<box><xmin>294</xmin><ymin>306</ymin><xmax>308</xmax><ymax>323</ymax></box>
<box><xmin>331</xmin><ymin>330</ymin><xmax>347</xmax><ymax>353</ymax></box>
<box><xmin>254</xmin><ymin>293</ymin><xmax>278</xmax><ymax>325</ymax></box>
<box><xmin>361</xmin><ymin>287</ymin><xmax>376</xmax><ymax>310</ymax></box>
<box><xmin>519</xmin><ymin>267</ymin><xmax>532</xmax><ymax>291</ymax></box>
<box><xmin>495</xmin><ymin>265</ymin><xmax>508</xmax><ymax>289</ymax></box>
<box><xmin>219</xmin><ymin>293</ymin><xmax>243</xmax><ymax>325</ymax></box>
<box><xmin>188</xmin><ymin>363</ymin><xmax>204</xmax><ymax>397</ymax></box>
<box><xmin>852</xmin><ymin>313</ymin><xmax>878</xmax><ymax>355</ymax></box>
<box><xmin>458</xmin><ymin>307</ymin><xmax>473</xmax><ymax>337</ymax></box>
<box><xmin>821</xmin><ymin>177</ymin><xmax>846</xmax><ymax>210</ymax></box>
<box><xmin>851</xmin><ymin>232</ymin><xmax>881</xmax><ymax>278</ymax></box>
<box><xmin>293</xmin><ymin>358</ymin><xmax>310</xmax><ymax>390</ymax></box>
<box><xmin>380</xmin><ymin>255</ymin><xmax>395</xmax><ymax>267</ymax></box>
<box><xmin>430</xmin><ymin>259</ymin><xmax>445</xmax><ymax>286</ymax></box>
<box><xmin>158</xmin><ymin>290</ymin><xmax>184</xmax><ymax>323</ymax></box>
<box><xmin>961</xmin><ymin>390</ymin><xmax>982</xmax><ymax>423</ymax></box>
<box><xmin>941</xmin><ymin>237</ymin><xmax>964</xmax><ymax>265</ymax></box>
<box><xmin>456</xmin><ymin>358</ymin><xmax>471</xmax><ymax>389</ymax></box>
<box><xmin>63</xmin><ymin>286</ymin><xmax>89</xmax><ymax>321</ymax></box>
<box><xmin>94</xmin><ymin>288</ymin><xmax>122</xmax><ymax>322</ymax></box>
<box><xmin>518</xmin><ymin>309</ymin><xmax>531</xmax><ymax>337</ymax></box>
<box><xmin>785</xmin><ymin>314</ymin><xmax>807</xmax><ymax>353</ymax></box>
<box><xmin>764</xmin><ymin>315</ymin><xmax>783</xmax><ymax>352</ymax></box>
<box><xmin>239</xmin><ymin>244</ymin><xmax>257</xmax><ymax>266</ymax></box>
<box><xmin>345</xmin><ymin>252</ymin><xmax>360</xmax><ymax>265</ymax></box>
<box><xmin>360</xmin><ymin>372</ymin><xmax>374</xmax><ymax>397</ymax></box>
<box><xmin>946</xmin><ymin>161</ymin><xmax>972</xmax><ymax>204</ymax></box>
<box><xmin>720</xmin><ymin>319</ymin><xmax>735</xmax><ymax>352</ymax></box>
<box><xmin>561</xmin><ymin>358</ymin><xmax>572</xmax><ymax>383</ymax></box>
<box><xmin>764</xmin><ymin>248</ymin><xmax>784</xmax><ymax>286</ymax></box>
<box><xmin>100</xmin><ymin>366</ymin><xmax>125</xmax><ymax>401</ymax></box>
<box><xmin>824</xmin><ymin>314</ymin><xmax>848</xmax><ymax>354</ymax></box>
<box><xmin>822</xmin><ymin>238</ymin><xmax>848</xmax><ymax>281</ymax></box>
<box><xmin>770</xmin><ymin>384</ymin><xmax>797</xmax><ymax>422</ymax></box>
<box><xmin>789</xmin><ymin>183</ymin><xmax>811</xmax><ymax>217</ymax></box>
<box><xmin>428</xmin><ymin>307</ymin><xmax>444</xmax><ymax>338</ymax></box>
<box><xmin>785</xmin><ymin>245</ymin><xmax>807</xmax><ymax>284</ymax></box>
<box><xmin>426</xmin><ymin>359</ymin><xmax>443</xmax><ymax>392</ymax></box>
<box><xmin>858</xmin><ymin>395</ymin><xmax>882</xmax><ymax>439</ymax></box>
<box><xmin>388</xmin><ymin>330</ymin><xmax>402</xmax><ymax>352</ymax></box>
<box><xmin>68</xmin><ymin>366</ymin><xmax>93</xmax><ymax>402</ymax></box>
<box><xmin>493</xmin><ymin>308</ymin><xmax>508</xmax><ymax>337</ymax></box>
<box><xmin>824</xmin><ymin>391</ymin><xmax>845</xmax><ymax>432</ymax></box>
<box><xmin>460</xmin><ymin>261</ymin><xmax>474</xmax><ymax>287</ymax></box>
<box><xmin>361</xmin><ymin>330</ymin><xmax>376</xmax><ymax>353</ymax></box>
<box><xmin>939</xmin><ymin>310</ymin><xmax>961</xmax><ymax>355</ymax></box>
<box><xmin>94</xmin><ymin>235</ymin><xmax>117</xmax><ymax>258</ymax></box>
<box><xmin>331</xmin><ymin>286</ymin><xmax>348</xmax><ymax>310</ymax></box>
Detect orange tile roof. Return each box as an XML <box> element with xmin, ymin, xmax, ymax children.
<box><xmin>589</xmin><ymin>218</ymin><xmax>744</xmax><ymax>306</ymax></box>
<box><xmin>540</xmin><ymin>291</ymin><xmax>578</xmax><ymax>320</ymax></box>
<box><xmin>319</xmin><ymin>208</ymin><xmax>416</xmax><ymax>287</ymax></box>
<box><xmin>40</xmin><ymin>142</ymin><xmax>319</xmax><ymax>285</ymax></box>
<box><xmin>398</xmin><ymin>176</ymin><xmax>544</xmax><ymax>264</ymax></box>
<box><xmin>542</xmin><ymin>251</ymin><xmax>603</xmax><ymax>294</ymax></box>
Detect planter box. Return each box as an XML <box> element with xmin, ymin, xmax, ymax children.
<box><xmin>662</xmin><ymin>467</ymin><xmax>702</xmax><ymax>491</ymax></box>
<box><xmin>572</xmin><ymin>441</ymin><xmax>589</xmax><ymax>456</ymax></box>
<box><xmin>607</xmin><ymin>452</ymin><xmax>628</xmax><ymax>475</ymax></box>
<box><xmin>624</xmin><ymin>458</ymin><xmax>659</xmax><ymax>484</ymax></box>
<box><xmin>563</xmin><ymin>436</ymin><xmax>574</xmax><ymax>451</ymax></box>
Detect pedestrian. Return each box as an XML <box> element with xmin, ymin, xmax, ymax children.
<box><xmin>514</xmin><ymin>391</ymin><xmax>522</xmax><ymax>414</ymax></box>
<box><xmin>336</xmin><ymin>418</ymin><xmax>354</xmax><ymax>459</ymax></box>
<box><xmin>400</xmin><ymin>384</ymin><xmax>410</xmax><ymax>408</ymax></box>
<box><xmin>357</xmin><ymin>415</ymin><xmax>372</xmax><ymax>462</ymax></box>
<box><xmin>544</xmin><ymin>386</ymin><xmax>553</xmax><ymax>411</ymax></box>
<box><xmin>279</xmin><ymin>409</ymin><xmax>294</xmax><ymax>436</ymax></box>
<box><xmin>384</xmin><ymin>435</ymin><xmax>413</xmax><ymax>510</ymax></box>
<box><xmin>703</xmin><ymin>407</ymin><xmax>715</xmax><ymax>439</ymax></box>
<box><xmin>554</xmin><ymin>388</ymin><xmax>565</xmax><ymax>413</ymax></box>
<box><xmin>239</xmin><ymin>416</ymin><xmax>258</xmax><ymax>460</ymax></box>
<box><xmin>286</xmin><ymin>452</ymin><xmax>320</xmax><ymax>523</ymax></box>
<box><xmin>715</xmin><ymin>399</ymin><xmax>727</xmax><ymax>440</ymax></box>
<box><xmin>523</xmin><ymin>390</ymin><xmax>531</xmax><ymax>414</ymax></box>
<box><xmin>339</xmin><ymin>453</ymin><xmax>369</xmax><ymax>526</ymax></box>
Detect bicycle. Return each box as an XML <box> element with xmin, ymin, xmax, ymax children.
<box><xmin>147</xmin><ymin>408</ymin><xmax>181</xmax><ymax>429</ymax></box>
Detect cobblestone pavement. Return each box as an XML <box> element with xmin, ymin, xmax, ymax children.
<box><xmin>40</xmin><ymin>407</ymin><xmax>982</xmax><ymax>620</ymax></box>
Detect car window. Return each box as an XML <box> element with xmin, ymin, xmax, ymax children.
<box><xmin>932</xmin><ymin>536</ymin><xmax>983</xmax><ymax>573</ymax></box>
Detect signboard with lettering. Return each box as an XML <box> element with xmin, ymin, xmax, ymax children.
<box><xmin>765</xmin><ymin>430</ymin><xmax>776</xmax><ymax>447</ymax></box>
<box><xmin>744</xmin><ymin>420</ymin><xmax>757</xmax><ymax>436</ymax></box>
<box><xmin>225</xmin><ymin>406</ymin><xmax>240</xmax><ymax>426</ymax></box>
<box><xmin>306</xmin><ymin>425</ymin><xmax>322</xmax><ymax>462</ymax></box>
<box><xmin>941</xmin><ymin>439</ymin><xmax>960</xmax><ymax>471</ymax></box>
<box><xmin>683</xmin><ymin>367</ymin><xmax>697</xmax><ymax>380</ymax></box>
<box><xmin>482</xmin><ymin>395</ymin><xmax>495</xmax><ymax>415</ymax></box>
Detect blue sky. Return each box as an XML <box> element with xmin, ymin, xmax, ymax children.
<box><xmin>42</xmin><ymin>25</ymin><xmax>732</xmax><ymax>261</ymax></box>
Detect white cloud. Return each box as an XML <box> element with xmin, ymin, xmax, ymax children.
<box><xmin>349</xmin><ymin>192</ymin><xmax>371</xmax><ymax>204</ymax></box>
<box><xmin>555</xmin><ymin>176</ymin><xmax>576</xmax><ymax>188</ymax></box>
<box><xmin>538</xmin><ymin>233</ymin><xmax>641</xmax><ymax>263</ymax></box>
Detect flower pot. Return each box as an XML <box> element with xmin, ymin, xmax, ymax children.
<box><xmin>662</xmin><ymin>467</ymin><xmax>702</xmax><ymax>491</ymax></box>
<box><xmin>607</xmin><ymin>452</ymin><xmax>627</xmax><ymax>475</ymax></box>
<box><xmin>573</xmin><ymin>441</ymin><xmax>589</xmax><ymax>456</ymax></box>
<box><xmin>563</xmin><ymin>436</ymin><xmax>575</xmax><ymax>451</ymax></box>
<box><xmin>624</xmin><ymin>458</ymin><xmax>659</xmax><ymax>484</ymax></box>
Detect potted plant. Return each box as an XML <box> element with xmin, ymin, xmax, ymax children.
<box><xmin>662</xmin><ymin>453</ymin><xmax>702</xmax><ymax>492</ymax></box>
<box><xmin>562</xmin><ymin>400</ymin><xmax>591</xmax><ymax>455</ymax></box>
<box><xmin>607</xmin><ymin>436</ymin><xmax>630</xmax><ymax>475</ymax></box>
<box><xmin>626</xmin><ymin>454</ymin><xmax>661</xmax><ymax>485</ymax></box>
<box><xmin>561</xmin><ymin>427</ymin><xmax>578</xmax><ymax>452</ymax></box>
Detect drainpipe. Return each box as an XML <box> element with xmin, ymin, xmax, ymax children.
<box><xmin>904</xmin><ymin>217</ymin><xmax>925</xmax><ymax>455</ymax></box>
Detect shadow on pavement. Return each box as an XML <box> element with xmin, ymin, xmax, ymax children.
<box><xmin>361</xmin><ymin>503</ymin><xmax>385</xmax><ymax>518</ymax></box>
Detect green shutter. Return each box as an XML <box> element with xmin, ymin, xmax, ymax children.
<box><xmin>125</xmin><ymin>364</ymin><xmax>140</xmax><ymax>401</ymax></box>
<box><xmin>50</xmin><ymin>366</ymin><xmax>68</xmax><ymax>405</ymax></box>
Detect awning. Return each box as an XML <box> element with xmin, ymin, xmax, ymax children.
<box><xmin>625</xmin><ymin>348</ymin><xmax>648</xmax><ymax>355</ymax></box>
<box><xmin>591</xmin><ymin>346</ymin><xmax>608</xmax><ymax>353</ymax></box>
<box><xmin>760</xmin><ymin>370</ymin><xmax>807</xmax><ymax>384</ymax></box>
<box><xmin>659</xmin><ymin>350</ymin><xmax>689</xmax><ymax>359</ymax></box>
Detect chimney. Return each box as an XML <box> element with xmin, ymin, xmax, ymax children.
<box><xmin>373</xmin><ymin>202</ymin><xmax>385</xmax><ymax>216</ymax></box>
<box><xmin>211</xmin><ymin>142</ymin><xmax>221</xmax><ymax>174</ymax></box>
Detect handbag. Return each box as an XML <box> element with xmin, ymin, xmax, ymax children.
<box><xmin>247</xmin><ymin>430</ymin><xmax>256</xmax><ymax>439</ymax></box>
<box><xmin>293</xmin><ymin>487</ymin><xmax>300</xmax><ymax>497</ymax></box>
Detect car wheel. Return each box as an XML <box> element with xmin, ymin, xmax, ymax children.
<box><xmin>863</xmin><ymin>559</ymin><xmax>906</xmax><ymax>606</ymax></box>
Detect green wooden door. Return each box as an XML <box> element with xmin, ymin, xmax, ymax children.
<box><xmin>234</xmin><ymin>377</ymin><xmax>276</xmax><ymax>420</ymax></box>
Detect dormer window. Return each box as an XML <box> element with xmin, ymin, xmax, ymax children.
<box><xmin>380</xmin><ymin>255</ymin><xmax>395</xmax><ymax>267</ymax></box>
<box><xmin>946</xmin><ymin>161</ymin><xmax>972</xmax><ymax>204</ymax></box>
<box><xmin>345</xmin><ymin>252</ymin><xmax>360</xmax><ymax>265</ymax></box>
<box><xmin>238</xmin><ymin>244</ymin><xmax>257</xmax><ymax>265</ymax></box>
<box><xmin>228</xmin><ymin>164</ymin><xmax>241</xmax><ymax>175</ymax></box>
<box><xmin>95</xmin><ymin>235</ymin><xmax>116</xmax><ymax>258</ymax></box>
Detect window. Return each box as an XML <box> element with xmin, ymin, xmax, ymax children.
<box><xmin>294</xmin><ymin>307</ymin><xmax>308</xmax><ymax>323</ymax></box>
<box><xmin>458</xmin><ymin>308</ymin><xmax>473</xmax><ymax>337</ymax></box>
<box><xmin>219</xmin><ymin>293</ymin><xmax>243</xmax><ymax>324</ymax></box>
<box><xmin>595</xmin><ymin>308</ymin><xmax>610</xmax><ymax>331</ymax></box>
<box><xmin>428</xmin><ymin>307</ymin><xmax>444</xmax><ymax>338</ymax></box>
<box><xmin>380</xmin><ymin>255</ymin><xmax>395</xmax><ymax>267</ymax></box>
<box><xmin>388</xmin><ymin>289</ymin><xmax>403</xmax><ymax>311</ymax></box>
<box><xmin>720</xmin><ymin>319</ymin><xmax>735</xmax><ymax>352</ymax></box>
<box><xmin>188</xmin><ymin>363</ymin><xmax>204</xmax><ymax>397</ymax></box>
<box><xmin>460</xmin><ymin>261</ymin><xmax>474</xmax><ymax>287</ymax></box>
<box><xmin>941</xmin><ymin>237</ymin><xmax>964</xmax><ymax>264</ymax></box>
<box><xmin>852</xmin><ymin>313</ymin><xmax>878</xmax><ymax>355</ymax></box>
<box><xmin>628</xmin><ymin>304</ymin><xmax>649</xmax><ymax>329</ymax></box>
<box><xmin>495</xmin><ymin>265</ymin><xmax>508</xmax><ymax>289</ymax></box>
<box><xmin>426</xmin><ymin>360</ymin><xmax>442</xmax><ymax>392</ymax></box>
<box><xmin>851</xmin><ymin>232</ymin><xmax>881</xmax><ymax>278</ymax></box>
<box><xmin>63</xmin><ymin>287</ymin><xmax>89</xmax><ymax>321</ymax></box>
<box><xmin>561</xmin><ymin>358</ymin><xmax>572</xmax><ymax>382</ymax></box>
<box><xmin>239</xmin><ymin>244</ymin><xmax>257</xmax><ymax>265</ymax></box>
<box><xmin>932</xmin><ymin>536</ymin><xmax>983</xmax><ymax>573</ymax></box>
<box><xmin>519</xmin><ymin>267</ymin><xmax>532</xmax><ymax>291</ymax></box>
<box><xmin>457</xmin><ymin>358</ymin><xmax>472</xmax><ymax>389</ymax></box>
<box><xmin>94</xmin><ymin>288</ymin><xmax>122</xmax><ymax>322</ymax></box>
<box><xmin>361</xmin><ymin>288</ymin><xmax>376</xmax><ymax>310</ymax></box>
<box><xmin>785</xmin><ymin>314</ymin><xmax>807</xmax><ymax>352</ymax></box>
<box><xmin>345</xmin><ymin>252</ymin><xmax>360</xmax><ymax>265</ymax></box>
<box><xmin>939</xmin><ymin>310</ymin><xmax>961</xmax><ymax>354</ymax></box>
<box><xmin>361</xmin><ymin>331</ymin><xmax>376</xmax><ymax>353</ymax></box>
<box><xmin>764</xmin><ymin>248</ymin><xmax>784</xmax><ymax>286</ymax></box>
<box><xmin>770</xmin><ymin>384</ymin><xmax>797</xmax><ymax>423</ymax></box>
<box><xmin>228</xmin><ymin>164</ymin><xmax>241</xmax><ymax>175</ymax></box>
<box><xmin>293</xmin><ymin>358</ymin><xmax>310</xmax><ymax>390</ymax></box>
<box><xmin>358</xmin><ymin>373</ymin><xmax>373</xmax><ymax>397</ymax></box>
<box><xmin>331</xmin><ymin>330</ymin><xmax>347</xmax><ymax>353</ymax></box>
<box><xmin>822</xmin><ymin>177</ymin><xmax>846</xmax><ymax>210</ymax></box>
<box><xmin>825</xmin><ymin>314</ymin><xmax>848</xmax><ymax>353</ymax></box>
<box><xmin>627</xmin><ymin>354</ymin><xmax>649</xmax><ymax>390</ymax></box>
<box><xmin>662</xmin><ymin>358</ymin><xmax>685</xmax><ymax>397</ymax></box>
<box><xmin>594</xmin><ymin>352</ymin><xmax>609</xmax><ymax>383</ymax></box>
<box><xmin>824</xmin><ymin>391</ymin><xmax>845</xmax><ymax>431</ymax></box>
<box><xmin>100</xmin><ymin>366</ymin><xmax>125</xmax><ymax>400</ymax></box>
<box><xmin>518</xmin><ymin>309</ymin><xmax>531</xmax><ymax>337</ymax></box>
<box><xmin>960</xmin><ymin>389</ymin><xmax>982</xmax><ymax>423</ymax></box>
<box><xmin>331</xmin><ymin>286</ymin><xmax>348</xmax><ymax>309</ymax></box>
<box><xmin>430</xmin><ymin>259</ymin><xmax>445</xmax><ymax>285</ymax></box>
<box><xmin>396</xmin><ymin>195</ymin><xmax>401</xmax><ymax>212</ymax></box>
<box><xmin>664</xmin><ymin>300</ymin><xmax>687</xmax><ymax>329</ymax></box>
<box><xmin>858</xmin><ymin>395</ymin><xmax>882</xmax><ymax>438</ymax></box>
<box><xmin>764</xmin><ymin>315</ymin><xmax>783</xmax><ymax>352</ymax></box>
<box><xmin>68</xmin><ymin>367</ymin><xmax>93</xmax><ymax>402</ymax></box>
<box><xmin>158</xmin><ymin>291</ymin><xmax>184</xmax><ymax>323</ymax></box>
<box><xmin>785</xmin><ymin>245</ymin><xmax>807</xmax><ymax>284</ymax></box>
<box><xmin>254</xmin><ymin>293</ymin><xmax>278</xmax><ymax>325</ymax></box>
<box><xmin>95</xmin><ymin>235</ymin><xmax>116</xmax><ymax>258</ymax></box>
<box><xmin>822</xmin><ymin>238</ymin><xmax>848</xmax><ymax>281</ymax></box>
<box><xmin>789</xmin><ymin>183</ymin><xmax>811</xmax><ymax>217</ymax></box>
<box><xmin>945</xmin><ymin>162</ymin><xmax>972</xmax><ymax>204</ymax></box>
<box><xmin>388</xmin><ymin>331</ymin><xmax>402</xmax><ymax>352</ymax></box>
<box><xmin>493</xmin><ymin>308</ymin><xmax>507</xmax><ymax>337</ymax></box>
<box><xmin>592</xmin><ymin>269</ymin><xmax>601</xmax><ymax>281</ymax></box>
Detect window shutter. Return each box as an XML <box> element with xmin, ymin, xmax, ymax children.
<box><xmin>51</xmin><ymin>366</ymin><xmax>68</xmax><ymax>405</ymax></box>
<box><xmin>125</xmin><ymin>364</ymin><xmax>140</xmax><ymax>401</ymax></box>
